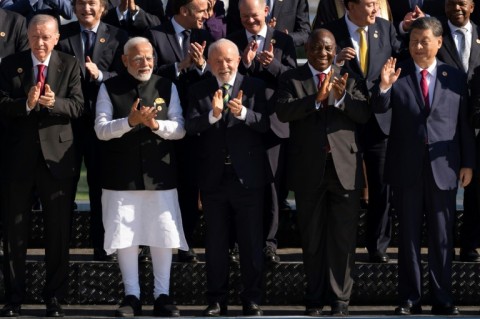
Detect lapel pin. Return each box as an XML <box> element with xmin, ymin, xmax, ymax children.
<box><xmin>442</xmin><ymin>71</ymin><xmax>448</xmax><ymax>76</ymax></box>
<box><xmin>374</xmin><ymin>33</ymin><xmax>378</xmax><ymax>38</ymax></box>
<box><xmin>17</xmin><ymin>68</ymin><xmax>23</xmax><ymax>74</ymax></box>
<box><xmin>99</xmin><ymin>37</ymin><xmax>106</xmax><ymax>43</ymax></box>
<box><xmin>154</xmin><ymin>97</ymin><xmax>166</xmax><ymax>111</ymax></box>
<box><xmin>0</xmin><ymin>32</ymin><xmax>5</xmax><ymax>37</ymax></box>
<box><xmin>476</xmin><ymin>39</ymin><xmax>480</xmax><ymax>44</ymax></box>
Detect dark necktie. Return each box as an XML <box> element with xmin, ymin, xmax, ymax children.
<box><xmin>182</xmin><ymin>29</ymin><xmax>191</xmax><ymax>59</ymax></box>
<box><xmin>317</xmin><ymin>72</ymin><xmax>326</xmax><ymax>90</ymax></box>
<box><xmin>455</xmin><ymin>28</ymin><xmax>469</xmax><ymax>72</ymax></box>
<box><xmin>83</xmin><ymin>30</ymin><xmax>95</xmax><ymax>60</ymax></box>
<box><xmin>37</xmin><ymin>64</ymin><xmax>46</xmax><ymax>95</ymax></box>
<box><xmin>420</xmin><ymin>69</ymin><xmax>430</xmax><ymax>113</ymax></box>
<box><xmin>221</xmin><ymin>83</ymin><xmax>231</xmax><ymax>116</ymax></box>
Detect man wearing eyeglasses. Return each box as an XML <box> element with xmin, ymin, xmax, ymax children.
<box><xmin>94</xmin><ymin>36</ymin><xmax>187</xmax><ymax>317</ymax></box>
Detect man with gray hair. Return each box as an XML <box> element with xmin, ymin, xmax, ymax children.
<box><xmin>95</xmin><ymin>36</ymin><xmax>187</xmax><ymax>317</ymax></box>
<box><xmin>372</xmin><ymin>17</ymin><xmax>475</xmax><ymax>315</ymax></box>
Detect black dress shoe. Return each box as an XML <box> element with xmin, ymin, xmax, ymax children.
<box><xmin>331</xmin><ymin>303</ymin><xmax>348</xmax><ymax>316</ymax></box>
<box><xmin>304</xmin><ymin>307</ymin><xmax>322</xmax><ymax>316</ymax></box>
<box><xmin>0</xmin><ymin>303</ymin><xmax>21</xmax><ymax>317</ymax></box>
<box><xmin>431</xmin><ymin>304</ymin><xmax>460</xmax><ymax>315</ymax></box>
<box><xmin>242</xmin><ymin>302</ymin><xmax>263</xmax><ymax>316</ymax></box>
<box><xmin>394</xmin><ymin>303</ymin><xmax>422</xmax><ymax>315</ymax></box>
<box><xmin>115</xmin><ymin>295</ymin><xmax>142</xmax><ymax>317</ymax></box>
<box><xmin>177</xmin><ymin>248</ymin><xmax>198</xmax><ymax>263</ymax></box>
<box><xmin>264</xmin><ymin>246</ymin><xmax>280</xmax><ymax>264</ymax></box>
<box><xmin>93</xmin><ymin>248</ymin><xmax>117</xmax><ymax>262</ymax></box>
<box><xmin>45</xmin><ymin>297</ymin><xmax>65</xmax><ymax>317</ymax></box>
<box><xmin>153</xmin><ymin>294</ymin><xmax>180</xmax><ymax>317</ymax></box>
<box><xmin>139</xmin><ymin>246</ymin><xmax>151</xmax><ymax>262</ymax></box>
<box><xmin>369</xmin><ymin>251</ymin><xmax>390</xmax><ymax>263</ymax></box>
<box><xmin>202</xmin><ymin>303</ymin><xmax>227</xmax><ymax>317</ymax></box>
<box><xmin>459</xmin><ymin>249</ymin><xmax>480</xmax><ymax>262</ymax></box>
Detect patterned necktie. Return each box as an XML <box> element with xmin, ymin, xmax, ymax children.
<box><xmin>37</xmin><ymin>64</ymin><xmax>46</xmax><ymax>95</ymax></box>
<box><xmin>420</xmin><ymin>69</ymin><xmax>430</xmax><ymax>113</ymax></box>
<box><xmin>221</xmin><ymin>83</ymin><xmax>231</xmax><ymax>115</ymax></box>
<box><xmin>455</xmin><ymin>28</ymin><xmax>469</xmax><ymax>72</ymax></box>
<box><xmin>182</xmin><ymin>29</ymin><xmax>191</xmax><ymax>59</ymax></box>
<box><xmin>83</xmin><ymin>30</ymin><xmax>95</xmax><ymax>59</ymax></box>
<box><xmin>357</xmin><ymin>27</ymin><xmax>368</xmax><ymax>75</ymax></box>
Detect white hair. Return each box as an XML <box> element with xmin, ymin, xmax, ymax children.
<box><xmin>123</xmin><ymin>37</ymin><xmax>153</xmax><ymax>55</ymax></box>
<box><xmin>208</xmin><ymin>39</ymin><xmax>240</xmax><ymax>56</ymax></box>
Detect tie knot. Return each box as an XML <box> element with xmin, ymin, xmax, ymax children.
<box><xmin>222</xmin><ymin>83</ymin><xmax>231</xmax><ymax>91</ymax></box>
<box><xmin>317</xmin><ymin>73</ymin><xmax>326</xmax><ymax>84</ymax></box>
<box><xmin>37</xmin><ymin>64</ymin><xmax>46</xmax><ymax>73</ymax></box>
<box><xmin>252</xmin><ymin>34</ymin><xmax>258</xmax><ymax>41</ymax></box>
<box><xmin>357</xmin><ymin>27</ymin><xmax>365</xmax><ymax>35</ymax></box>
<box><xmin>456</xmin><ymin>28</ymin><xmax>467</xmax><ymax>35</ymax></box>
<box><xmin>182</xmin><ymin>29</ymin><xmax>191</xmax><ymax>37</ymax></box>
<box><xmin>421</xmin><ymin>69</ymin><xmax>428</xmax><ymax>78</ymax></box>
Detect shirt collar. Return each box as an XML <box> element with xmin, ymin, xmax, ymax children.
<box><xmin>448</xmin><ymin>19</ymin><xmax>472</xmax><ymax>34</ymax></box>
<box><xmin>31</xmin><ymin>51</ymin><xmax>52</xmax><ymax>67</ymax></box>
<box><xmin>216</xmin><ymin>73</ymin><xmax>237</xmax><ymax>88</ymax></box>
<box><xmin>171</xmin><ymin>17</ymin><xmax>188</xmax><ymax>35</ymax></box>
<box><xmin>307</xmin><ymin>62</ymin><xmax>332</xmax><ymax>77</ymax></box>
<box><xmin>80</xmin><ymin>22</ymin><xmax>101</xmax><ymax>33</ymax></box>
<box><xmin>344</xmin><ymin>13</ymin><xmax>369</xmax><ymax>35</ymax></box>
<box><xmin>414</xmin><ymin>59</ymin><xmax>437</xmax><ymax>76</ymax></box>
<box><xmin>245</xmin><ymin>24</ymin><xmax>268</xmax><ymax>40</ymax></box>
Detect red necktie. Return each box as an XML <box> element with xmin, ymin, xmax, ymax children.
<box><xmin>317</xmin><ymin>72</ymin><xmax>326</xmax><ymax>90</ymax></box>
<box><xmin>37</xmin><ymin>64</ymin><xmax>46</xmax><ymax>95</ymax></box>
<box><xmin>420</xmin><ymin>69</ymin><xmax>430</xmax><ymax>113</ymax></box>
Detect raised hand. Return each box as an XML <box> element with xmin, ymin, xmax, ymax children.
<box><xmin>190</xmin><ymin>41</ymin><xmax>207</xmax><ymax>68</ymax></box>
<box><xmin>335</xmin><ymin>47</ymin><xmax>356</xmax><ymax>65</ymax></box>
<box><xmin>39</xmin><ymin>84</ymin><xmax>56</xmax><ymax>108</ymax></box>
<box><xmin>257</xmin><ymin>42</ymin><xmax>274</xmax><ymax>67</ymax></box>
<box><xmin>331</xmin><ymin>73</ymin><xmax>348</xmax><ymax>101</ymax></box>
<box><xmin>85</xmin><ymin>56</ymin><xmax>100</xmax><ymax>80</ymax></box>
<box><xmin>242</xmin><ymin>40</ymin><xmax>259</xmax><ymax>66</ymax></box>
<box><xmin>316</xmin><ymin>69</ymin><xmax>334</xmax><ymax>103</ymax></box>
<box><xmin>227</xmin><ymin>90</ymin><xmax>243</xmax><ymax>116</ymax></box>
<box><xmin>27</xmin><ymin>82</ymin><xmax>42</xmax><ymax>109</ymax></box>
<box><xmin>212</xmin><ymin>89</ymin><xmax>224</xmax><ymax>118</ymax></box>
<box><xmin>380</xmin><ymin>57</ymin><xmax>401</xmax><ymax>90</ymax></box>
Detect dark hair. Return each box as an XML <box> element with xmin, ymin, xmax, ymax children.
<box><xmin>343</xmin><ymin>0</ymin><xmax>360</xmax><ymax>8</ymax></box>
<box><xmin>410</xmin><ymin>17</ymin><xmax>443</xmax><ymax>37</ymax></box>
<box><xmin>171</xmin><ymin>0</ymin><xmax>195</xmax><ymax>15</ymax></box>
<box><xmin>72</xmin><ymin>0</ymin><xmax>109</xmax><ymax>17</ymax></box>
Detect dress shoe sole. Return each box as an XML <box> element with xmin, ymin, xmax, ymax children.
<box><xmin>46</xmin><ymin>311</ymin><xmax>65</xmax><ymax>317</ymax></box>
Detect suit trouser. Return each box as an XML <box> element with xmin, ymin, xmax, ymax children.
<box><xmin>295</xmin><ymin>159</ymin><xmax>360</xmax><ymax>308</ymax></box>
<box><xmin>395</xmin><ymin>154</ymin><xmax>455</xmax><ymax>306</ymax></box>
<box><xmin>201</xmin><ymin>165</ymin><xmax>264</xmax><ymax>305</ymax></box>
<box><xmin>460</xmin><ymin>172</ymin><xmax>480</xmax><ymax>251</ymax></box>
<box><xmin>2</xmin><ymin>156</ymin><xmax>74</xmax><ymax>303</ymax></box>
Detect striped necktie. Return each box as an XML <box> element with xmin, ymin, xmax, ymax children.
<box><xmin>221</xmin><ymin>83</ymin><xmax>231</xmax><ymax>114</ymax></box>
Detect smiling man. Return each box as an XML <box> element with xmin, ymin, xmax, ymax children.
<box><xmin>276</xmin><ymin>29</ymin><xmax>369</xmax><ymax>316</ymax></box>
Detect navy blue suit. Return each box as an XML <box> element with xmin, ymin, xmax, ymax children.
<box><xmin>371</xmin><ymin>59</ymin><xmax>475</xmax><ymax>306</ymax></box>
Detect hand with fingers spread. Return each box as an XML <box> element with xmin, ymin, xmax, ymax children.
<box><xmin>331</xmin><ymin>73</ymin><xmax>349</xmax><ymax>101</ymax></box>
<box><xmin>141</xmin><ymin>105</ymin><xmax>159</xmax><ymax>130</ymax></box>
<box><xmin>190</xmin><ymin>41</ymin><xmax>207</xmax><ymax>68</ymax></box>
<box><xmin>39</xmin><ymin>84</ymin><xmax>56</xmax><ymax>109</ymax></box>
<box><xmin>257</xmin><ymin>43</ymin><xmax>274</xmax><ymax>66</ymax></box>
<box><xmin>268</xmin><ymin>17</ymin><xmax>277</xmax><ymax>28</ymax></box>
<box><xmin>27</xmin><ymin>82</ymin><xmax>42</xmax><ymax>110</ymax></box>
<box><xmin>380</xmin><ymin>57</ymin><xmax>401</xmax><ymax>91</ymax></box>
<box><xmin>227</xmin><ymin>90</ymin><xmax>243</xmax><ymax>116</ymax></box>
<box><xmin>402</xmin><ymin>6</ymin><xmax>425</xmax><ymax>31</ymax></box>
<box><xmin>335</xmin><ymin>47</ymin><xmax>356</xmax><ymax>65</ymax></box>
<box><xmin>212</xmin><ymin>89</ymin><xmax>224</xmax><ymax>118</ymax></box>
<box><xmin>85</xmin><ymin>56</ymin><xmax>100</xmax><ymax>80</ymax></box>
<box><xmin>242</xmin><ymin>39</ymin><xmax>259</xmax><ymax>66</ymax></box>
<box><xmin>316</xmin><ymin>69</ymin><xmax>334</xmax><ymax>103</ymax></box>
<box><xmin>127</xmin><ymin>98</ymin><xmax>158</xmax><ymax>127</ymax></box>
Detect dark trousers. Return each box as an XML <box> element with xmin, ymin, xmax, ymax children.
<box><xmin>395</xmin><ymin>153</ymin><xmax>455</xmax><ymax>306</ymax></box>
<box><xmin>460</xmin><ymin>171</ymin><xmax>480</xmax><ymax>251</ymax></box>
<box><xmin>2</xmin><ymin>157</ymin><xmax>74</xmax><ymax>303</ymax></box>
<box><xmin>202</xmin><ymin>165</ymin><xmax>264</xmax><ymax>305</ymax></box>
<box><xmin>295</xmin><ymin>159</ymin><xmax>359</xmax><ymax>307</ymax></box>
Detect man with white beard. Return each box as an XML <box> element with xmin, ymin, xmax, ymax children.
<box><xmin>94</xmin><ymin>36</ymin><xmax>187</xmax><ymax>317</ymax></box>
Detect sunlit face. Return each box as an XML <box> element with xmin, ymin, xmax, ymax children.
<box><xmin>74</xmin><ymin>0</ymin><xmax>105</xmax><ymax>29</ymax></box>
<box><xmin>181</xmin><ymin>0</ymin><xmax>209</xmax><ymax>29</ymax></box>
<box><xmin>409</xmin><ymin>28</ymin><xmax>443</xmax><ymax>68</ymax></box>
<box><xmin>28</xmin><ymin>20</ymin><xmax>60</xmax><ymax>62</ymax></box>
<box><xmin>306</xmin><ymin>31</ymin><xmax>336</xmax><ymax>72</ymax></box>
<box><xmin>445</xmin><ymin>0</ymin><xmax>474</xmax><ymax>27</ymax></box>
<box><xmin>347</xmin><ymin>0</ymin><xmax>378</xmax><ymax>27</ymax></box>
<box><xmin>208</xmin><ymin>43</ymin><xmax>241</xmax><ymax>83</ymax></box>
<box><xmin>239</xmin><ymin>0</ymin><xmax>268</xmax><ymax>35</ymax></box>
<box><xmin>122</xmin><ymin>42</ymin><xmax>154</xmax><ymax>81</ymax></box>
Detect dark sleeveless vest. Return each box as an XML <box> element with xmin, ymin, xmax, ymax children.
<box><xmin>101</xmin><ymin>72</ymin><xmax>178</xmax><ymax>191</ymax></box>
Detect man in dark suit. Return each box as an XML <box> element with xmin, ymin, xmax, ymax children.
<box><xmin>4</xmin><ymin>0</ymin><xmax>73</xmax><ymax>22</ymax></box>
<box><xmin>227</xmin><ymin>0</ymin><xmax>296</xmax><ymax>264</ymax></box>
<box><xmin>389</xmin><ymin>0</ymin><xmax>446</xmax><ymax>29</ymax></box>
<box><xmin>276</xmin><ymin>29</ymin><xmax>369</xmax><ymax>316</ymax></box>
<box><xmin>322</xmin><ymin>0</ymin><xmax>406</xmax><ymax>263</ymax></box>
<box><xmin>436</xmin><ymin>0</ymin><xmax>480</xmax><ymax>262</ymax></box>
<box><xmin>102</xmin><ymin>0</ymin><xmax>164</xmax><ymax>37</ymax></box>
<box><xmin>0</xmin><ymin>14</ymin><xmax>83</xmax><ymax>317</ymax></box>
<box><xmin>0</xmin><ymin>8</ymin><xmax>28</xmax><ymax>60</ymax></box>
<box><xmin>226</xmin><ymin>0</ymin><xmax>311</xmax><ymax>47</ymax></box>
<box><xmin>372</xmin><ymin>17</ymin><xmax>475</xmax><ymax>315</ymax></box>
<box><xmin>186</xmin><ymin>38</ymin><xmax>268</xmax><ymax>317</ymax></box>
<box><xmin>147</xmin><ymin>0</ymin><xmax>211</xmax><ymax>263</ymax></box>
<box><xmin>56</xmin><ymin>0</ymin><xmax>128</xmax><ymax>262</ymax></box>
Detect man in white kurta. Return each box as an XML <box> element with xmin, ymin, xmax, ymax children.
<box><xmin>94</xmin><ymin>36</ymin><xmax>187</xmax><ymax>317</ymax></box>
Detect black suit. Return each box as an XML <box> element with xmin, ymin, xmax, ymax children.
<box><xmin>0</xmin><ymin>8</ymin><xmax>28</xmax><ymax>60</ymax></box>
<box><xmin>102</xmin><ymin>0</ymin><xmax>163</xmax><ymax>37</ymax></box>
<box><xmin>323</xmin><ymin>16</ymin><xmax>406</xmax><ymax>258</ymax></box>
<box><xmin>186</xmin><ymin>74</ymin><xmax>268</xmax><ymax>305</ymax></box>
<box><xmin>437</xmin><ymin>19</ymin><xmax>480</xmax><ymax>256</ymax></box>
<box><xmin>276</xmin><ymin>64</ymin><xmax>369</xmax><ymax>307</ymax></box>
<box><xmin>56</xmin><ymin>21</ymin><xmax>128</xmax><ymax>252</ymax></box>
<box><xmin>228</xmin><ymin>27</ymin><xmax>296</xmax><ymax>251</ymax></box>
<box><xmin>0</xmin><ymin>50</ymin><xmax>83</xmax><ymax>303</ymax></box>
<box><xmin>147</xmin><ymin>19</ymin><xmax>212</xmax><ymax>251</ymax></box>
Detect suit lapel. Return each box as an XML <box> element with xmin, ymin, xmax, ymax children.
<box><xmin>404</xmin><ymin>61</ymin><xmax>426</xmax><ymax>113</ymax></box>
<box><xmin>22</xmin><ymin>52</ymin><xmax>35</xmax><ymax>97</ymax></box>
<box><xmin>442</xmin><ymin>28</ymin><xmax>463</xmax><ymax>70</ymax></box>
<box><xmin>271</xmin><ymin>0</ymin><xmax>284</xmax><ymax>20</ymax></box>
<box><xmin>430</xmin><ymin>63</ymin><xmax>449</xmax><ymax>114</ymax></box>
<box><xmin>366</xmin><ymin>22</ymin><xmax>381</xmax><ymax>79</ymax></box>
<box><xmin>45</xmin><ymin>51</ymin><xmax>63</xmax><ymax>92</ymax></box>
<box><xmin>226</xmin><ymin>74</ymin><xmax>244</xmax><ymax>126</ymax></box>
<box><xmin>92</xmin><ymin>22</ymin><xmax>110</xmax><ymax>63</ymax></box>
<box><xmin>299</xmin><ymin>64</ymin><xmax>316</xmax><ymax>96</ymax></box>
<box><xmin>338</xmin><ymin>18</ymin><xmax>363</xmax><ymax>77</ymax></box>
<box><xmin>166</xmin><ymin>21</ymin><xmax>183</xmax><ymax>61</ymax></box>
<box><xmin>469</xmin><ymin>23</ymin><xmax>480</xmax><ymax>73</ymax></box>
